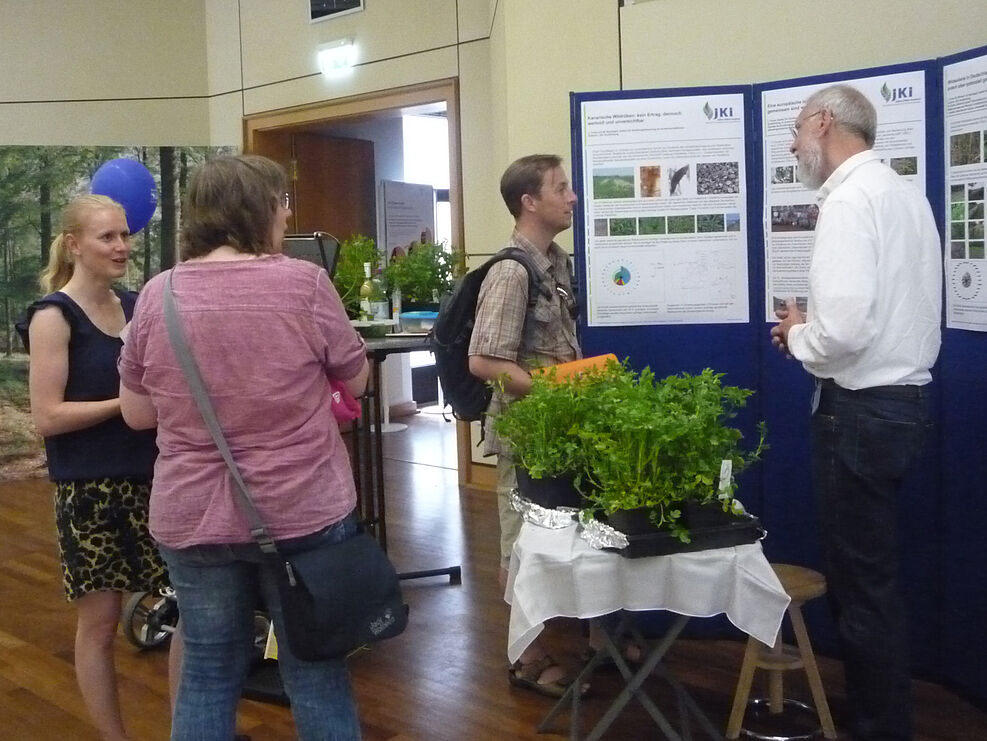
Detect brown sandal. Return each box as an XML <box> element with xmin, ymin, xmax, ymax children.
<box><xmin>508</xmin><ymin>655</ymin><xmax>587</xmax><ymax>699</ymax></box>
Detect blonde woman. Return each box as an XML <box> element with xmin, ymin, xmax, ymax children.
<box><xmin>17</xmin><ymin>195</ymin><xmax>169</xmax><ymax>741</ymax></box>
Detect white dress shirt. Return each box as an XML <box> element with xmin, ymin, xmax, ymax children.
<box><xmin>787</xmin><ymin>150</ymin><xmax>942</xmax><ymax>389</ymax></box>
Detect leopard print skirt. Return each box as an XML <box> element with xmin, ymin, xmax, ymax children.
<box><xmin>54</xmin><ymin>477</ymin><xmax>169</xmax><ymax>602</ymax></box>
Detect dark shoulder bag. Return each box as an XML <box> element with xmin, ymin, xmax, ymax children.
<box><xmin>162</xmin><ymin>270</ymin><xmax>407</xmax><ymax>661</ymax></box>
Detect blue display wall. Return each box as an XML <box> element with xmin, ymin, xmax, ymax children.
<box><xmin>570</xmin><ymin>51</ymin><xmax>987</xmax><ymax>707</ymax></box>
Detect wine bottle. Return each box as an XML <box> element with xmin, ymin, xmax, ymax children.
<box><xmin>370</xmin><ymin>266</ymin><xmax>389</xmax><ymax>321</ymax></box>
<box><xmin>359</xmin><ymin>262</ymin><xmax>373</xmax><ymax>320</ymax></box>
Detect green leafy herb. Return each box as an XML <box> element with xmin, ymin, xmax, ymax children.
<box><xmin>382</xmin><ymin>242</ymin><xmax>455</xmax><ymax>304</ymax></box>
<box><xmin>493</xmin><ymin>360</ymin><xmax>767</xmax><ymax>543</ymax></box>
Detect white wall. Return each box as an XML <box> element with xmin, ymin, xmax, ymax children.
<box><xmin>0</xmin><ymin>0</ymin><xmax>211</xmax><ymax>144</ymax></box>
<box><xmin>1</xmin><ymin>0</ymin><xmax>984</xmax><ymax>257</ymax></box>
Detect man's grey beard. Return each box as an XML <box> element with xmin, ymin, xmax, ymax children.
<box><xmin>797</xmin><ymin>140</ymin><xmax>825</xmax><ymax>190</ymax></box>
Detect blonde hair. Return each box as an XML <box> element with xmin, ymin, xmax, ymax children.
<box><xmin>40</xmin><ymin>194</ymin><xmax>126</xmax><ymax>294</ymax></box>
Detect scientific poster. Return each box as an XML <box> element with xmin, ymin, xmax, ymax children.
<box><xmin>761</xmin><ymin>71</ymin><xmax>928</xmax><ymax>321</ymax></box>
<box><xmin>381</xmin><ymin>180</ymin><xmax>435</xmax><ymax>262</ymax></box>
<box><xmin>943</xmin><ymin>52</ymin><xmax>987</xmax><ymax>331</ymax></box>
<box><xmin>578</xmin><ymin>93</ymin><xmax>749</xmax><ymax>326</ymax></box>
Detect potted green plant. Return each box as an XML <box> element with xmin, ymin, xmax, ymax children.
<box><xmin>576</xmin><ymin>366</ymin><xmax>766</xmax><ymax>547</ymax></box>
<box><xmin>382</xmin><ymin>242</ymin><xmax>455</xmax><ymax>309</ymax></box>
<box><xmin>333</xmin><ymin>234</ymin><xmax>380</xmax><ymax>318</ymax></box>
<box><xmin>493</xmin><ymin>358</ymin><xmax>767</xmax><ymax>549</ymax></box>
<box><xmin>491</xmin><ymin>363</ymin><xmax>617</xmax><ymax>508</ymax></box>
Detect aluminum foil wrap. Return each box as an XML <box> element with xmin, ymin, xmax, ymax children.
<box><xmin>579</xmin><ymin>515</ymin><xmax>629</xmax><ymax>550</ymax></box>
<box><xmin>511</xmin><ymin>490</ymin><xmax>580</xmax><ymax>529</ymax></box>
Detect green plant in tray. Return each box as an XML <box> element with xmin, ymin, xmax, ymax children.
<box><xmin>333</xmin><ymin>234</ymin><xmax>380</xmax><ymax>318</ymax></box>
<box><xmin>493</xmin><ymin>357</ymin><xmax>766</xmax><ymax>543</ymax></box>
<box><xmin>382</xmin><ymin>242</ymin><xmax>455</xmax><ymax>305</ymax></box>
<box><xmin>578</xmin><ymin>367</ymin><xmax>765</xmax><ymax>541</ymax></box>
<box><xmin>492</xmin><ymin>361</ymin><xmax>621</xmax><ymax>482</ymax></box>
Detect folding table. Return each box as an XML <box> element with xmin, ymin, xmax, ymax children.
<box><xmin>506</xmin><ymin>521</ymin><xmax>790</xmax><ymax>740</ymax></box>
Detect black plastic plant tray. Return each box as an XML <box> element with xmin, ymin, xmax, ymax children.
<box><xmin>611</xmin><ymin>517</ymin><xmax>765</xmax><ymax>559</ymax></box>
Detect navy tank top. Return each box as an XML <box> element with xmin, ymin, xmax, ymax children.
<box><xmin>17</xmin><ymin>290</ymin><xmax>157</xmax><ymax>481</ymax></box>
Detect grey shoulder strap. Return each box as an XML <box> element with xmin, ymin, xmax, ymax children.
<box><xmin>161</xmin><ymin>269</ymin><xmax>277</xmax><ymax>554</ymax></box>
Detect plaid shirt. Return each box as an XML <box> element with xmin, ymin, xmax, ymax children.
<box><xmin>469</xmin><ymin>230</ymin><xmax>581</xmax><ymax>455</ymax></box>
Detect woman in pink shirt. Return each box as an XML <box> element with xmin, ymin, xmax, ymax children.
<box><xmin>119</xmin><ymin>155</ymin><xmax>369</xmax><ymax>740</ymax></box>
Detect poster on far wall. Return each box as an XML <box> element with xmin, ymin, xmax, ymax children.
<box><xmin>380</xmin><ymin>180</ymin><xmax>435</xmax><ymax>262</ymax></box>
<box><xmin>943</xmin><ymin>51</ymin><xmax>987</xmax><ymax>331</ymax></box>
<box><xmin>761</xmin><ymin>69</ymin><xmax>928</xmax><ymax>322</ymax></box>
<box><xmin>578</xmin><ymin>91</ymin><xmax>750</xmax><ymax>327</ymax></box>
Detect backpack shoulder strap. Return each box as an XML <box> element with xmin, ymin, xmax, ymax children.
<box><xmin>484</xmin><ymin>247</ymin><xmax>551</xmax><ymax>307</ymax></box>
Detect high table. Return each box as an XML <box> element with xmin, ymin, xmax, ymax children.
<box><xmin>506</xmin><ymin>521</ymin><xmax>790</xmax><ymax>740</ymax></box>
<box><xmin>356</xmin><ymin>335</ymin><xmax>461</xmax><ymax>583</ymax></box>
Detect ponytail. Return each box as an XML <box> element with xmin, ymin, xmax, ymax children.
<box><xmin>40</xmin><ymin>233</ymin><xmax>74</xmax><ymax>294</ymax></box>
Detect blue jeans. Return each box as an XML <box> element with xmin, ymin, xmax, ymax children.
<box><xmin>812</xmin><ymin>382</ymin><xmax>929</xmax><ymax>741</ymax></box>
<box><xmin>160</xmin><ymin>514</ymin><xmax>362</xmax><ymax>741</ymax></box>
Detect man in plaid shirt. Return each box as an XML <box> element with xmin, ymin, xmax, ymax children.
<box><xmin>468</xmin><ymin>154</ymin><xmax>581</xmax><ymax>698</ymax></box>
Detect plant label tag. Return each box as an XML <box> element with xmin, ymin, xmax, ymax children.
<box><xmin>718</xmin><ymin>459</ymin><xmax>733</xmax><ymax>496</ymax></box>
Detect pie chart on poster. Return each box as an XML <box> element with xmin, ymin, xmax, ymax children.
<box><xmin>601</xmin><ymin>260</ymin><xmax>636</xmax><ymax>294</ymax></box>
<box><xmin>951</xmin><ymin>261</ymin><xmax>982</xmax><ymax>301</ymax></box>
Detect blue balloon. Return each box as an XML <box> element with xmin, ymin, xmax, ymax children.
<box><xmin>91</xmin><ymin>158</ymin><xmax>158</xmax><ymax>233</ymax></box>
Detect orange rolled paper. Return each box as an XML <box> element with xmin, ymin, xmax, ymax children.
<box><xmin>531</xmin><ymin>354</ymin><xmax>618</xmax><ymax>383</ymax></box>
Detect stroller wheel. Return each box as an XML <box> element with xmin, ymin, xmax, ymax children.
<box><xmin>122</xmin><ymin>590</ymin><xmax>178</xmax><ymax>649</ymax></box>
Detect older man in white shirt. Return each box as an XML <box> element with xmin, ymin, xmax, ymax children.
<box><xmin>771</xmin><ymin>84</ymin><xmax>941</xmax><ymax>741</ymax></box>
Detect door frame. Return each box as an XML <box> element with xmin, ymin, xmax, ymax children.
<box><xmin>243</xmin><ymin>78</ymin><xmax>492</xmax><ymax>490</ymax></box>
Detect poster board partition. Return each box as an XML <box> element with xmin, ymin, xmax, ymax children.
<box><xmin>571</xmin><ymin>54</ymin><xmax>987</xmax><ymax>705</ymax></box>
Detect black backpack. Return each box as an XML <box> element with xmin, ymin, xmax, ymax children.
<box><xmin>430</xmin><ymin>248</ymin><xmax>547</xmax><ymax>421</ymax></box>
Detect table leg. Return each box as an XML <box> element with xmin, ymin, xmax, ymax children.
<box><xmin>369</xmin><ymin>355</ymin><xmax>388</xmax><ymax>549</ymax></box>
<box><xmin>584</xmin><ymin>614</ymin><xmax>690</xmax><ymax>741</ymax></box>
<box><xmin>361</xmin><ymin>352</ymin><xmax>461</xmax><ymax>585</ymax></box>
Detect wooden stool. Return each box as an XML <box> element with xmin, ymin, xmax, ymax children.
<box><xmin>726</xmin><ymin>564</ymin><xmax>837</xmax><ymax>740</ymax></box>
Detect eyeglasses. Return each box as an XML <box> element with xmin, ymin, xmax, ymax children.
<box><xmin>281</xmin><ymin>192</ymin><xmax>291</xmax><ymax>209</ymax></box>
<box><xmin>790</xmin><ymin>109</ymin><xmax>825</xmax><ymax>140</ymax></box>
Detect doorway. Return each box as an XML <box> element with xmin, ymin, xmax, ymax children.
<box><xmin>243</xmin><ymin>78</ymin><xmax>490</xmax><ymax>486</ymax></box>
<box><xmin>243</xmin><ymin>78</ymin><xmax>463</xmax><ymax>256</ymax></box>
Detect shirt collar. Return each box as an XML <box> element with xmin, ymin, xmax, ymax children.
<box><xmin>816</xmin><ymin>149</ymin><xmax>880</xmax><ymax>205</ymax></box>
<box><xmin>511</xmin><ymin>229</ymin><xmax>563</xmax><ymax>275</ymax></box>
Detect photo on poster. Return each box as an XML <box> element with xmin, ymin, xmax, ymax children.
<box><xmin>950</xmin><ymin>131</ymin><xmax>982</xmax><ymax>166</ymax></box>
<box><xmin>609</xmin><ymin>217</ymin><xmax>637</xmax><ymax>236</ymax></box>
<box><xmin>772</xmin><ymin>166</ymin><xmax>795</xmax><ymax>184</ymax></box>
<box><xmin>639</xmin><ymin>165</ymin><xmax>662</xmax><ymax>197</ymax></box>
<box><xmin>593</xmin><ymin>167</ymin><xmax>635</xmax><ymax>199</ymax></box>
<box><xmin>639</xmin><ymin>216</ymin><xmax>667</xmax><ymax>235</ymax></box>
<box><xmin>667</xmin><ymin>164</ymin><xmax>692</xmax><ymax>196</ymax></box>
<box><xmin>770</xmin><ymin>204</ymin><xmax>819</xmax><ymax>232</ymax></box>
<box><xmin>697</xmin><ymin>214</ymin><xmax>726</xmax><ymax>233</ymax></box>
<box><xmin>696</xmin><ymin>162</ymin><xmax>740</xmax><ymax>194</ymax></box>
<box><xmin>890</xmin><ymin>156</ymin><xmax>918</xmax><ymax>176</ymax></box>
<box><xmin>668</xmin><ymin>215</ymin><xmax>696</xmax><ymax>234</ymax></box>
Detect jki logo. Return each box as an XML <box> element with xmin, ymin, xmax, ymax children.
<box><xmin>881</xmin><ymin>83</ymin><xmax>913</xmax><ymax>102</ymax></box>
<box><xmin>703</xmin><ymin>102</ymin><xmax>734</xmax><ymax>120</ymax></box>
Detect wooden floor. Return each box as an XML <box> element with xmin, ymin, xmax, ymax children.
<box><xmin>1</xmin><ymin>411</ymin><xmax>985</xmax><ymax>740</ymax></box>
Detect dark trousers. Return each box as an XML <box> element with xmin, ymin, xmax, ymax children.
<box><xmin>811</xmin><ymin>381</ymin><xmax>929</xmax><ymax>741</ymax></box>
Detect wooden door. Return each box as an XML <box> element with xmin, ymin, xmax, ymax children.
<box><xmin>291</xmin><ymin>132</ymin><xmax>376</xmax><ymax>240</ymax></box>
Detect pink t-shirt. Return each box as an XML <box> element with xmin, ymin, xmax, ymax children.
<box><xmin>119</xmin><ymin>255</ymin><xmax>367</xmax><ymax>548</ymax></box>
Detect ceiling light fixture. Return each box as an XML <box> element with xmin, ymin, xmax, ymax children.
<box><xmin>318</xmin><ymin>38</ymin><xmax>356</xmax><ymax>78</ymax></box>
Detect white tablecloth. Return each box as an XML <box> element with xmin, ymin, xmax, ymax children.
<box><xmin>505</xmin><ymin>521</ymin><xmax>790</xmax><ymax>663</ymax></box>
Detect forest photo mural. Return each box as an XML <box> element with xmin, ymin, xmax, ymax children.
<box><xmin>0</xmin><ymin>145</ymin><xmax>236</xmax><ymax>479</ymax></box>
